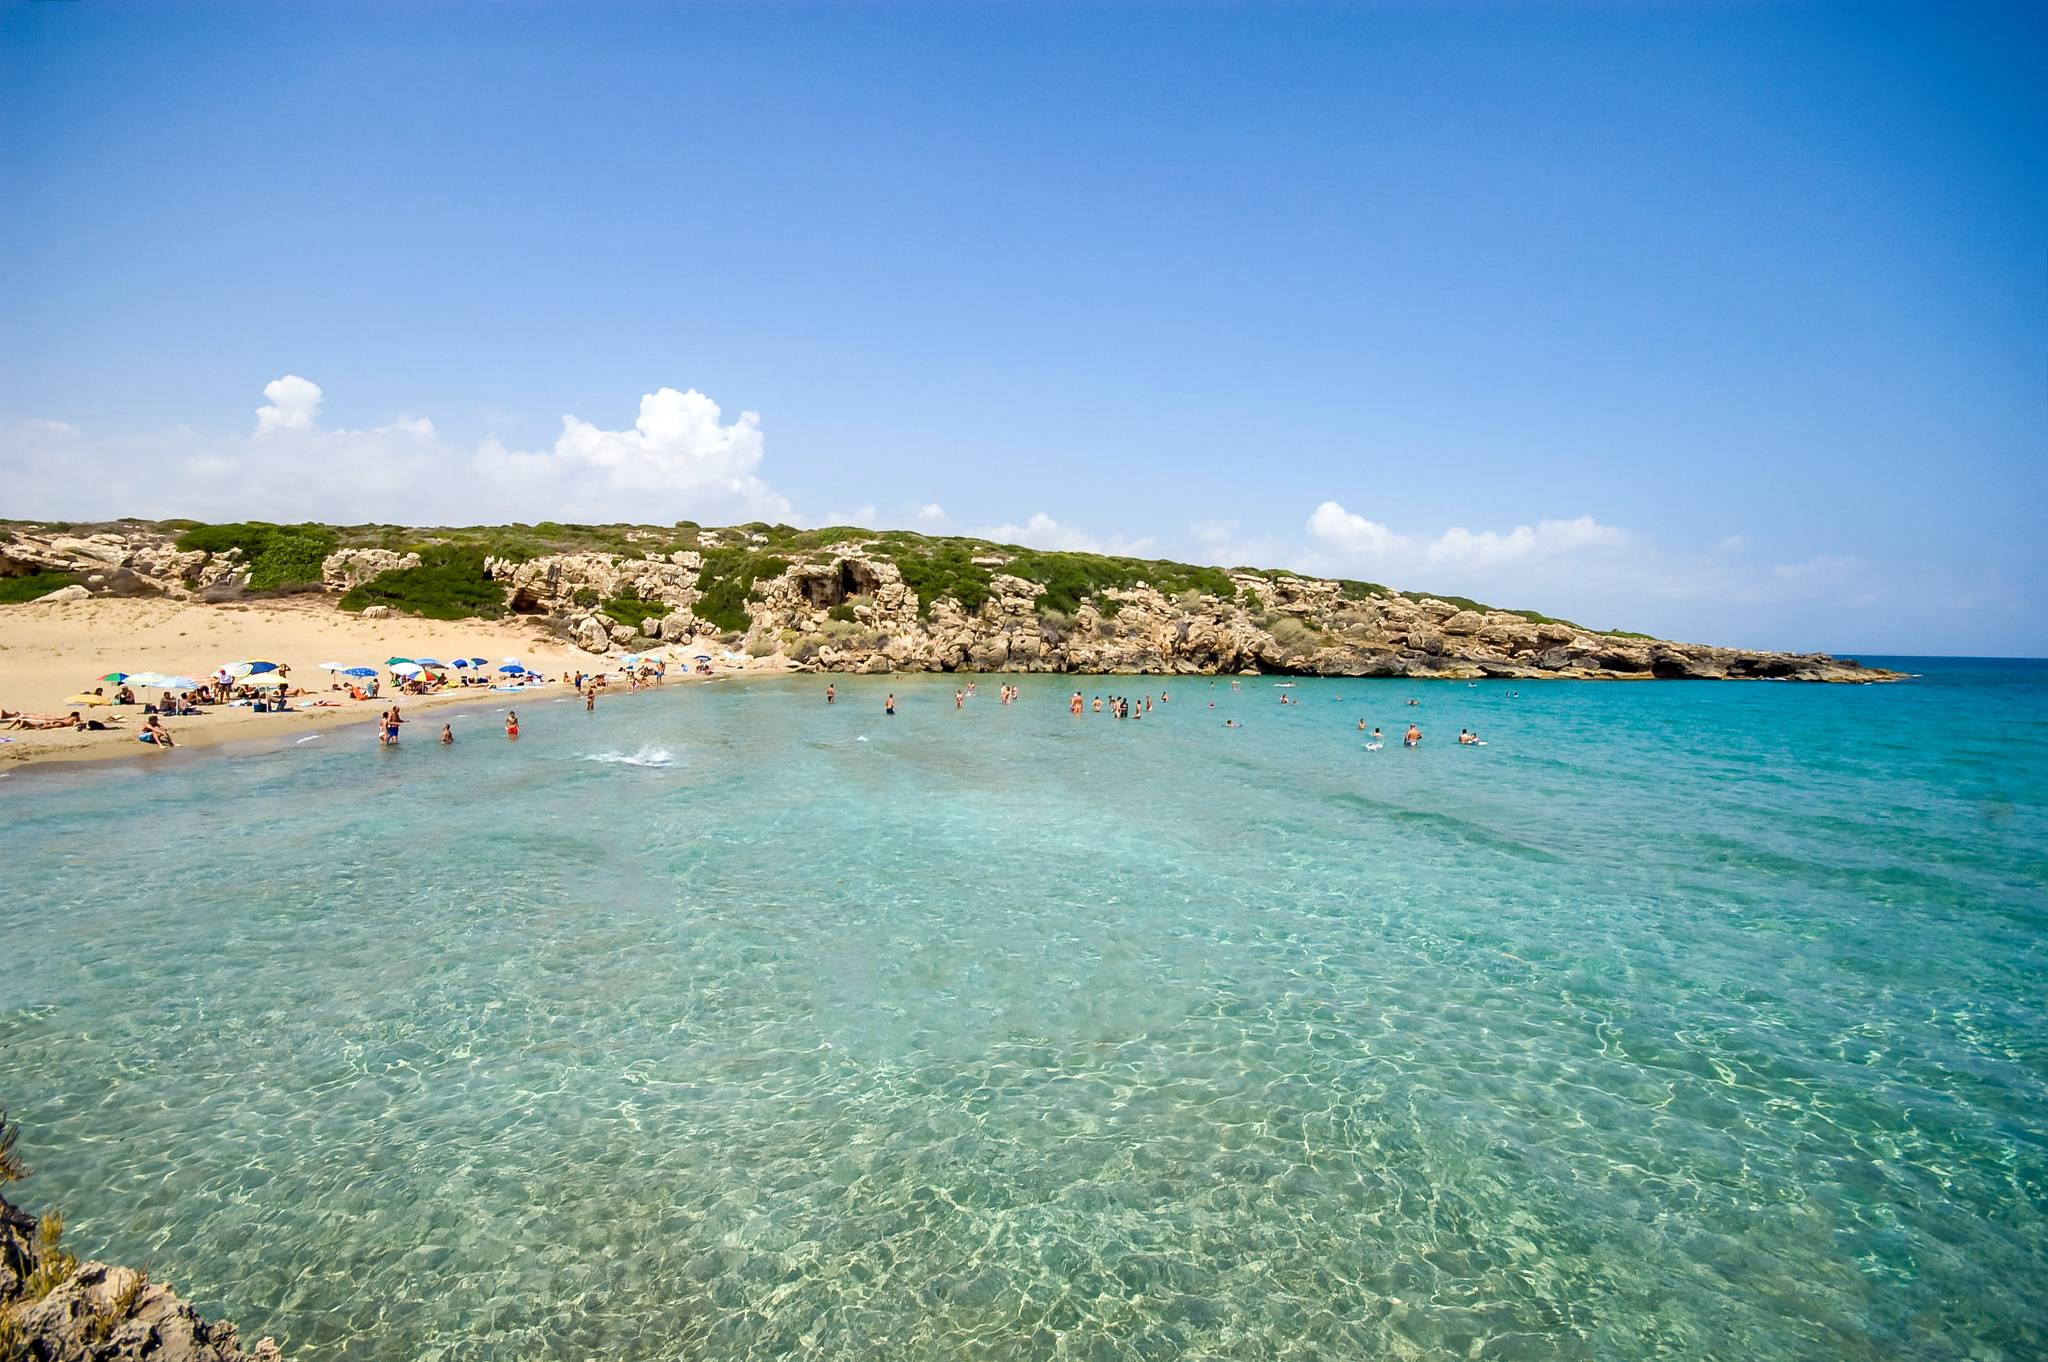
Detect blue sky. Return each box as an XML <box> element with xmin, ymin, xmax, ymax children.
<box><xmin>3</xmin><ymin>1</ymin><xmax>2042</xmax><ymax>655</ymax></box>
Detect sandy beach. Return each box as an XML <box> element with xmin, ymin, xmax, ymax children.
<box><xmin>0</xmin><ymin>596</ymin><xmax>777</xmax><ymax>770</ymax></box>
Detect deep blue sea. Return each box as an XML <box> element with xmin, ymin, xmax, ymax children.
<box><xmin>3</xmin><ymin>659</ymin><xmax>2045</xmax><ymax>1361</ymax></box>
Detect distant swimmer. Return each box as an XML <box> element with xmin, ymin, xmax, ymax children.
<box><xmin>885</xmin><ymin>693</ymin><xmax>896</xmax><ymax>715</ymax></box>
<box><xmin>1070</xmin><ymin>691</ymin><xmax>1083</xmax><ymax>715</ymax></box>
<box><xmin>440</xmin><ymin>724</ymin><xmax>454</xmax><ymax>744</ymax></box>
<box><xmin>1404</xmin><ymin>723</ymin><xmax>1421</xmax><ymax>747</ymax></box>
<box><xmin>1370</xmin><ymin>727</ymin><xmax>1382</xmax><ymax>743</ymax></box>
<box><xmin>825</xmin><ymin>683</ymin><xmax>836</xmax><ymax>704</ymax></box>
<box><xmin>1406</xmin><ymin>698</ymin><xmax>1420</xmax><ymax>707</ymax></box>
<box><xmin>1459</xmin><ymin>728</ymin><xmax>1476</xmax><ymax>744</ymax></box>
<box><xmin>1224</xmin><ymin>719</ymin><xmax>1241</xmax><ymax>729</ymax></box>
<box><xmin>505</xmin><ymin>711</ymin><xmax>520</xmax><ymax>739</ymax></box>
<box><xmin>1357</xmin><ymin>717</ymin><xmax>1367</xmax><ymax>730</ymax></box>
<box><xmin>956</xmin><ymin>689</ymin><xmax>966</xmax><ymax>709</ymax></box>
<box><xmin>1159</xmin><ymin>690</ymin><xmax>1169</xmax><ymax>703</ymax></box>
<box><xmin>1092</xmin><ymin>696</ymin><xmax>1102</xmax><ymax>713</ymax></box>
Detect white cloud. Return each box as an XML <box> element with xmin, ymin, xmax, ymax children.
<box><xmin>981</xmin><ymin>512</ymin><xmax>1156</xmax><ymax>556</ymax></box>
<box><xmin>1714</xmin><ymin>533</ymin><xmax>1749</xmax><ymax>554</ymax></box>
<box><xmin>254</xmin><ymin>374</ymin><xmax>323</xmax><ymax>435</ymax></box>
<box><xmin>1</xmin><ymin>375</ymin><xmax>794</xmax><ymax>526</ymax></box>
<box><xmin>824</xmin><ymin>504</ymin><xmax>878</xmax><ymax>526</ymax></box>
<box><xmin>1305</xmin><ymin>502</ymin><xmax>1625</xmax><ymax>571</ymax></box>
<box><xmin>915</xmin><ymin>502</ymin><xmax>947</xmax><ymax>525</ymax></box>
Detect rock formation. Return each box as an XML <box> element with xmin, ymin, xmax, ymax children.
<box><xmin>0</xmin><ymin>519</ymin><xmax>1894</xmax><ymax>682</ymax></box>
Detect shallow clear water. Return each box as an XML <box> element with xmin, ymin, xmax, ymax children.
<box><xmin>4</xmin><ymin>661</ymin><xmax>2045</xmax><ymax>1361</ymax></box>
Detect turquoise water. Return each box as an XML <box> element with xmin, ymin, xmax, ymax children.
<box><xmin>4</xmin><ymin>661</ymin><xmax>2045</xmax><ymax>1361</ymax></box>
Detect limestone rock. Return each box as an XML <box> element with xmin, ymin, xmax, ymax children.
<box><xmin>321</xmin><ymin>548</ymin><xmax>419</xmax><ymax>591</ymax></box>
<box><xmin>36</xmin><ymin>584</ymin><xmax>90</xmax><ymax>603</ymax></box>
<box><xmin>359</xmin><ymin>605</ymin><xmax>392</xmax><ymax>620</ymax></box>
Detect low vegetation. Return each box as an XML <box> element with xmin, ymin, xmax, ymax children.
<box><xmin>694</xmin><ymin>550</ymin><xmax>790</xmax><ymax>632</ymax></box>
<box><xmin>0</xmin><ymin>571</ymin><xmax>80</xmax><ymax>604</ymax></box>
<box><xmin>340</xmin><ymin>545</ymin><xmax>506</xmax><ymax>620</ymax></box>
<box><xmin>174</xmin><ymin>521</ymin><xmax>337</xmax><ymax>591</ymax></box>
<box><xmin>601</xmin><ymin>595</ymin><xmax>668</xmax><ymax>632</ymax></box>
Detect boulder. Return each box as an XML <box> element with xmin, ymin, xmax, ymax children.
<box><xmin>359</xmin><ymin>605</ymin><xmax>392</xmax><ymax>620</ymax></box>
<box><xmin>35</xmin><ymin>584</ymin><xmax>90</xmax><ymax>603</ymax></box>
<box><xmin>573</xmin><ymin>615</ymin><xmax>611</xmax><ymax>653</ymax></box>
<box><xmin>321</xmin><ymin>548</ymin><xmax>419</xmax><ymax>592</ymax></box>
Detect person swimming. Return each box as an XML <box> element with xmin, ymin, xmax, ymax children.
<box><xmin>1224</xmin><ymin>718</ymin><xmax>1241</xmax><ymax>729</ymax></box>
<box><xmin>440</xmin><ymin>723</ymin><xmax>454</xmax><ymax>744</ymax></box>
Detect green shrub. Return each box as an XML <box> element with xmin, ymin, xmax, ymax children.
<box><xmin>878</xmin><ymin>540</ymin><xmax>994</xmax><ymax>617</ymax></box>
<box><xmin>826</xmin><ymin>603</ymin><xmax>856</xmax><ymax>623</ymax></box>
<box><xmin>0</xmin><ymin>571</ymin><xmax>80</xmax><ymax>604</ymax></box>
<box><xmin>694</xmin><ymin>551</ymin><xmax>789</xmax><ymax>632</ymax></box>
<box><xmin>175</xmin><ymin>521</ymin><xmax>337</xmax><ymax>590</ymax></box>
<box><xmin>603</xmin><ymin>595</ymin><xmax>667</xmax><ymax>631</ymax></box>
<box><xmin>339</xmin><ymin>546</ymin><xmax>505</xmax><ymax>620</ymax></box>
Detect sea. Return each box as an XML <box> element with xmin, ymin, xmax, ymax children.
<box><xmin>2</xmin><ymin>659</ymin><xmax>2043</xmax><ymax>1361</ymax></box>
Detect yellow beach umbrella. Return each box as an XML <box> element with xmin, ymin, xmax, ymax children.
<box><xmin>64</xmin><ymin>693</ymin><xmax>111</xmax><ymax>706</ymax></box>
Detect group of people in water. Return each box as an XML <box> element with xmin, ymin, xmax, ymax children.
<box><xmin>813</xmin><ymin>677</ymin><xmax>1492</xmax><ymax>750</ymax></box>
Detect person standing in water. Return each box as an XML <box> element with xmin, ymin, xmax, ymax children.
<box><xmin>585</xmin><ymin>688</ymin><xmax>596</xmax><ymax>713</ymax></box>
<box><xmin>825</xmin><ymin>683</ymin><xmax>835</xmax><ymax>704</ymax></box>
<box><xmin>505</xmin><ymin>711</ymin><xmax>520</xmax><ymax>738</ymax></box>
<box><xmin>955</xmin><ymin>689</ymin><xmax>965</xmax><ymax>710</ymax></box>
<box><xmin>1070</xmin><ymin>691</ymin><xmax>1084</xmax><ymax>715</ymax></box>
<box><xmin>885</xmin><ymin>693</ymin><xmax>896</xmax><ymax>715</ymax></box>
<box><xmin>1404</xmin><ymin>723</ymin><xmax>1421</xmax><ymax>747</ymax></box>
<box><xmin>439</xmin><ymin>724</ymin><xmax>454</xmax><ymax>744</ymax></box>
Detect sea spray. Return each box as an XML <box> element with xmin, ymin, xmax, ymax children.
<box><xmin>582</xmin><ymin>745</ymin><xmax>676</xmax><ymax>768</ymax></box>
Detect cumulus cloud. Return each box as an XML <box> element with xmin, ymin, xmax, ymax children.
<box><xmin>1306</xmin><ymin>501</ymin><xmax>1626</xmax><ymax>570</ymax></box>
<box><xmin>981</xmin><ymin>512</ymin><xmax>1156</xmax><ymax>557</ymax></box>
<box><xmin>254</xmin><ymin>374</ymin><xmax>324</xmax><ymax>434</ymax></box>
<box><xmin>915</xmin><ymin>502</ymin><xmax>947</xmax><ymax>524</ymax></box>
<box><xmin>1</xmin><ymin>375</ymin><xmax>794</xmax><ymax>526</ymax></box>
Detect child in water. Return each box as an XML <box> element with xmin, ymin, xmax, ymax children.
<box><xmin>440</xmin><ymin>724</ymin><xmax>454</xmax><ymax>744</ymax></box>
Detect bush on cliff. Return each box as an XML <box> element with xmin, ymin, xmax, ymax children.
<box><xmin>694</xmin><ymin>550</ymin><xmax>790</xmax><ymax>632</ymax></box>
<box><xmin>340</xmin><ymin>546</ymin><xmax>506</xmax><ymax>620</ymax></box>
<box><xmin>175</xmin><ymin>521</ymin><xmax>337</xmax><ymax>591</ymax></box>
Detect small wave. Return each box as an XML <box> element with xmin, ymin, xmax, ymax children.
<box><xmin>295</xmin><ymin>734</ymin><xmax>323</xmax><ymax>744</ymax></box>
<box><xmin>584</xmin><ymin>746</ymin><xmax>676</xmax><ymax>768</ymax></box>
<box><xmin>855</xmin><ymin>735</ymin><xmax>869</xmax><ymax>743</ymax></box>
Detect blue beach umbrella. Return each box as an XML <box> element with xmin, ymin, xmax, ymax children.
<box><xmin>497</xmin><ymin>664</ymin><xmax>527</xmax><ymax>675</ymax></box>
<box><xmin>413</xmin><ymin>658</ymin><xmax>447</xmax><ymax>668</ymax></box>
<box><xmin>341</xmin><ymin>666</ymin><xmax>377</xmax><ymax>678</ymax></box>
<box><xmin>450</xmin><ymin>659</ymin><xmax>470</xmax><ymax>669</ymax></box>
<box><xmin>468</xmin><ymin>657</ymin><xmax>488</xmax><ymax>667</ymax></box>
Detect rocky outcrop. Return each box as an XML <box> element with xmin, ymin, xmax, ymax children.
<box><xmin>1</xmin><ymin>1192</ymin><xmax>281</xmax><ymax>1362</ymax></box>
<box><xmin>0</xmin><ymin>520</ymin><xmax>1893</xmax><ymax>681</ymax></box>
<box><xmin>320</xmin><ymin>548</ymin><xmax>418</xmax><ymax>592</ymax></box>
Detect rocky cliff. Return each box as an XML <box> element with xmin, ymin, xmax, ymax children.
<box><xmin>0</xmin><ymin>519</ymin><xmax>1890</xmax><ymax>682</ymax></box>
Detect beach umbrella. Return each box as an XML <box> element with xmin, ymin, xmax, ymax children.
<box><xmin>341</xmin><ymin>666</ymin><xmax>377</xmax><ymax>678</ymax></box>
<box><xmin>391</xmin><ymin>663</ymin><xmax>424</xmax><ymax>677</ymax></box>
<box><xmin>244</xmin><ymin>661</ymin><xmax>281</xmax><ymax>674</ymax></box>
<box><xmin>318</xmin><ymin>662</ymin><xmax>349</xmax><ymax>672</ymax></box>
<box><xmin>468</xmin><ymin>657</ymin><xmax>488</xmax><ymax>667</ymax></box>
<box><xmin>64</xmin><ymin>693</ymin><xmax>110</xmax><ymax>706</ymax></box>
<box><xmin>224</xmin><ymin>662</ymin><xmax>254</xmax><ymax>678</ymax></box>
<box><xmin>497</xmin><ymin>664</ymin><xmax>527</xmax><ymax>675</ymax></box>
<box><xmin>414</xmin><ymin>657</ymin><xmax>447</xmax><ymax>668</ymax></box>
<box><xmin>386</xmin><ymin>656</ymin><xmax>414</xmax><ymax>667</ymax></box>
<box><xmin>159</xmin><ymin>676</ymin><xmax>200</xmax><ymax>690</ymax></box>
<box><xmin>450</xmin><ymin>658</ymin><xmax>471</xmax><ymax>669</ymax></box>
<box><xmin>694</xmin><ymin>654</ymin><xmax>712</xmax><ymax>663</ymax></box>
<box><xmin>100</xmin><ymin>672</ymin><xmax>131</xmax><ymax>684</ymax></box>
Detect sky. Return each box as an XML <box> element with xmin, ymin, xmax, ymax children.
<box><xmin>2</xmin><ymin>1</ymin><xmax>2042</xmax><ymax>655</ymax></box>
